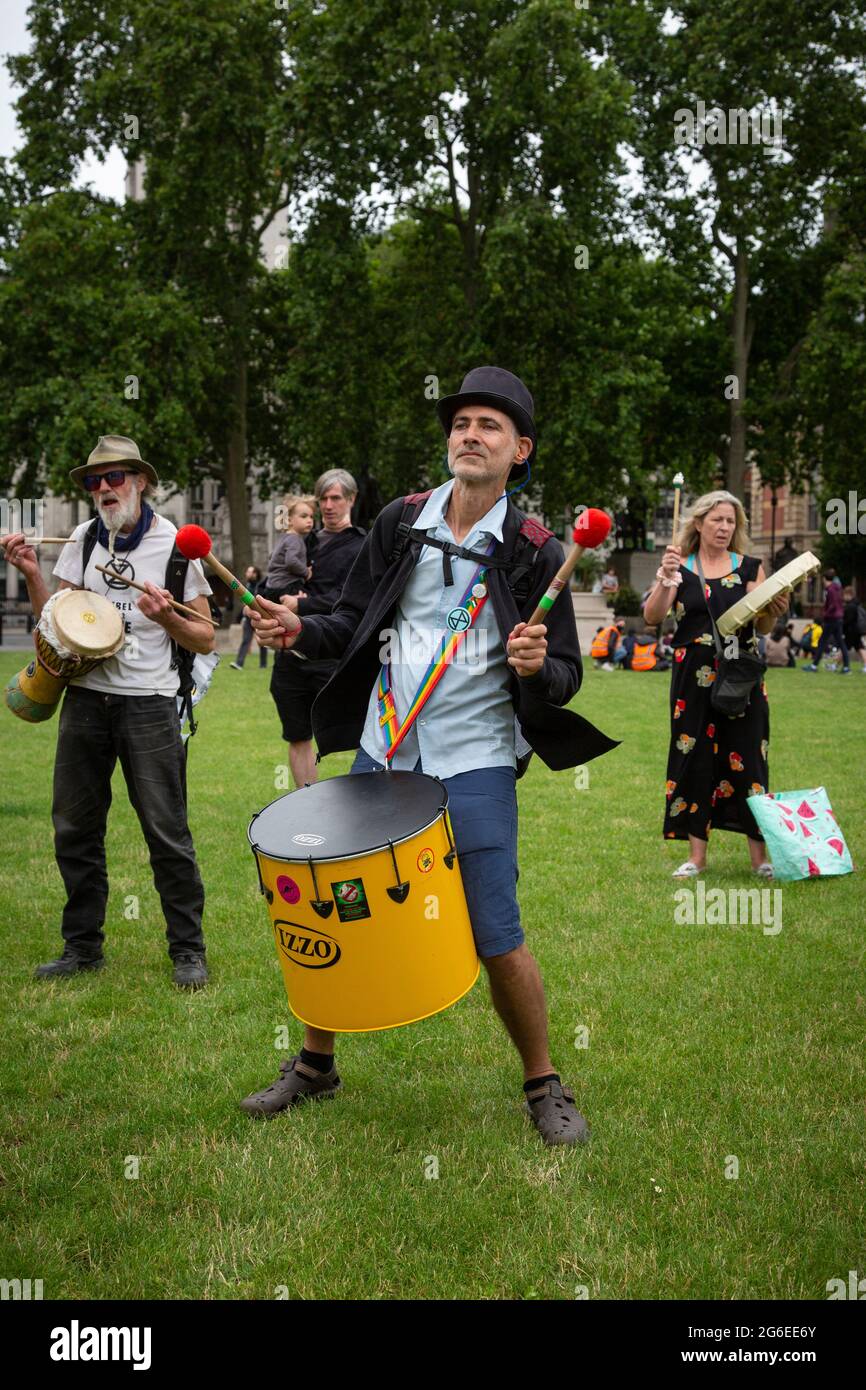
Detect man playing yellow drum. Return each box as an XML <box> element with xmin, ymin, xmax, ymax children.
<box><xmin>1</xmin><ymin>436</ymin><xmax>214</xmax><ymax>988</ymax></box>
<box><xmin>243</xmin><ymin>367</ymin><xmax>615</xmax><ymax>1145</ymax></box>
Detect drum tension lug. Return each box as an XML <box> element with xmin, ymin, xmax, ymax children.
<box><xmin>442</xmin><ymin>814</ymin><xmax>457</xmax><ymax>870</ymax></box>
<box><xmin>386</xmin><ymin>840</ymin><xmax>410</xmax><ymax>904</ymax></box>
<box><xmin>252</xmin><ymin>849</ymin><xmax>273</xmax><ymax>903</ymax></box>
<box><xmin>308</xmin><ymin>857</ymin><xmax>334</xmax><ymax>918</ymax></box>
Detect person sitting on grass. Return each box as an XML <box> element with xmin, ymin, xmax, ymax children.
<box><xmin>765</xmin><ymin>623</ymin><xmax>793</xmax><ymax>669</ymax></box>
<box><xmin>590</xmin><ymin>618</ymin><xmax>625</xmax><ymax>670</ymax></box>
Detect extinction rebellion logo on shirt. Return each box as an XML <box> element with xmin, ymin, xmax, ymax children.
<box><xmin>102</xmin><ymin>556</ymin><xmax>136</xmax><ymax>590</ymax></box>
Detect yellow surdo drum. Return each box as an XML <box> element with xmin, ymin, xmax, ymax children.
<box><xmin>248</xmin><ymin>772</ymin><xmax>479</xmax><ymax>1032</ymax></box>
<box><xmin>4</xmin><ymin>588</ymin><xmax>124</xmax><ymax>723</ymax></box>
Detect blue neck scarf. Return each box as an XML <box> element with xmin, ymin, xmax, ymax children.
<box><xmin>96</xmin><ymin>501</ymin><xmax>154</xmax><ymax>553</ymax></box>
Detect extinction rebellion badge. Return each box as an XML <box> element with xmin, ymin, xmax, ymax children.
<box><xmin>331</xmin><ymin>877</ymin><xmax>371</xmax><ymax>923</ymax></box>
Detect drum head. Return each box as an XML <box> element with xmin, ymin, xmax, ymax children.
<box><xmin>249</xmin><ymin>772</ymin><xmax>448</xmax><ymax>862</ymax></box>
<box><xmin>52</xmin><ymin>589</ymin><xmax>124</xmax><ymax>658</ymax></box>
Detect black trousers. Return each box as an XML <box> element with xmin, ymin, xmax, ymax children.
<box><xmin>52</xmin><ymin>687</ymin><xmax>206</xmax><ymax>959</ymax></box>
<box><xmin>235</xmin><ymin>614</ymin><xmax>267</xmax><ymax>667</ymax></box>
<box><xmin>813</xmin><ymin>618</ymin><xmax>850</xmax><ymax>669</ymax></box>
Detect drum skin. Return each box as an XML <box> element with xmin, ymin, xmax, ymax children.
<box><xmin>249</xmin><ymin>773</ymin><xmax>479</xmax><ymax>1032</ymax></box>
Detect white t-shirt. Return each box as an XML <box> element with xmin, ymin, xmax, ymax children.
<box><xmin>52</xmin><ymin>515</ymin><xmax>212</xmax><ymax>696</ymax></box>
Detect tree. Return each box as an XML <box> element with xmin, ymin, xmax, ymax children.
<box><xmin>0</xmin><ymin>191</ymin><xmax>215</xmax><ymax>496</ymax></box>
<box><xmin>7</xmin><ymin>0</ymin><xmax>306</xmax><ymax>573</ymax></box>
<box><xmin>599</xmin><ymin>0</ymin><xmax>866</xmax><ymax>498</ymax></box>
<box><xmin>282</xmin><ymin>0</ymin><xmax>669</xmax><ymax>516</ymax></box>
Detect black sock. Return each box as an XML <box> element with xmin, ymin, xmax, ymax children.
<box><xmin>524</xmin><ymin>1072</ymin><xmax>560</xmax><ymax>1102</ymax></box>
<box><xmin>300</xmin><ymin>1047</ymin><xmax>334</xmax><ymax>1073</ymax></box>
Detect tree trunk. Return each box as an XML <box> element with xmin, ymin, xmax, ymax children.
<box><xmin>727</xmin><ymin>242</ymin><xmax>752</xmax><ymax>500</ymax></box>
<box><xmin>225</xmin><ymin>353</ymin><xmax>252</xmax><ymax>580</ymax></box>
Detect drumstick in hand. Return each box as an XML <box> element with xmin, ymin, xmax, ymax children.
<box><xmin>1</xmin><ymin>536</ymin><xmax>79</xmax><ymax>545</ymax></box>
<box><xmin>94</xmin><ymin>565</ymin><xmax>218</xmax><ymax>626</ymax></box>
<box><xmin>526</xmin><ymin>508</ymin><xmax>613</xmax><ymax>627</ymax></box>
<box><xmin>175</xmin><ymin>525</ymin><xmax>302</xmax><ymax>633</ymax></box>
<box><xmin>671</xmin><ymin>472</ymin><xmax>684</xmax><ymax>542</ymax></box>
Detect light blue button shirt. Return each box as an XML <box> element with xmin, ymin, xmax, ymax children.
<box><xmin>360</xmin><ymin>479</ymin><xmax>519</xmax><ymax>777</ymax></box>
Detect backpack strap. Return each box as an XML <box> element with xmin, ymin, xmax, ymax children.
<box><xmin>386</xmin><ymin>491</ymin><xmax>552</xmax><ymax>606</ymax></box>
<box><xmin>164</xmin><ymin>543</ymin><xmax>197</xmax><ymax>738</ymax></box>
<box><xmin>387</xmin><ymin>490</ymin><xmax>434</xmax><ymax>565</ymax></box>
<box><xmin>80</xmin><ymin>517</ymin><xmax>100</xmax><ymax>584</ymax></box>
<box><xmin>507</xmin><ymin>515</ymin><xmax>553</xmax><ymax>605</ymax></box>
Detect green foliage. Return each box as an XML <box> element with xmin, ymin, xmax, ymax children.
<box><xmin>608</xmin><ymin>583</ymin><xmax>642</xmax><ymax>617</ymax></box>
<box><xmin>1</xmin><ymin>0</ymin><xmax>863</xmax><ymax>550</ymax></box>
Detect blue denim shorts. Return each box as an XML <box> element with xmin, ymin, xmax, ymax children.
<box><xmin>349</xmin><ymin>746</ymin><xmax>523</xmax><ymax>959</ymax></box>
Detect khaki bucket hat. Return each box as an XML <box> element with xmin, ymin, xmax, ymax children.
<box><xmin>69</xmin><ymin>435</ymin><xmax>159</xmax><ymax>488</ymax></box>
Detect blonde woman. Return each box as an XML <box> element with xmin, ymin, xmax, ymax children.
<box><xmin>643</xmin><ymin>490</ymin><xmax>788</xmax><ymax>879</ymax></box>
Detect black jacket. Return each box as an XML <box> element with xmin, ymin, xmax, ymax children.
<box><xmin>296</xmin><ymin>525</ymin><xmax>367</xmax><ymax>617</ymax></box>
<box><xmin>294</xmin><ymin>496</ymin><xmax>618</xmax><ymax>775</ymax></box>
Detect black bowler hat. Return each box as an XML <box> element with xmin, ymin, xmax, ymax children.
<box><xmin>436</xmin><ymin>366</ymin><xmax>536</xmax><ymax>481</ymax></box>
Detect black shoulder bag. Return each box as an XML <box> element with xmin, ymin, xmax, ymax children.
<box><xmin>695</xmin><ymin>555</ymin><xmax>766</xmax><ymax>717</ymax></box>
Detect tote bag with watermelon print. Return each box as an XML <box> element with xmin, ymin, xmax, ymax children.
<box><xmin>747</xmin><ymin>787</ymin><xmax>854</xmax><ymax>882</ymax></box>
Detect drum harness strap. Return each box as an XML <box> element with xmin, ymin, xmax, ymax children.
<box><xmin>81</xmin><ymin>519</ymin><xmax>199</xmax><ymax>739</ymax></box>
<box><xmin>376</xmin><ymin>493</ymin><xmax>552</xmax><ymax>766</ymax></box>
<box><xmin>377</xmin><ymin>537</ymin><xmax>496</xmax><ymax>764</ymax></box>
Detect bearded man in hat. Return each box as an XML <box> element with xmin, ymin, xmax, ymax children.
<box><xmin>1</xmin><ymin>436</ymin><xmax>214</xmax><ymax>988</ymax></box>
<box><xmin>241</xmin><ymin>367</ymin><xmax>617</xmax><ymax>1145</ymax></box>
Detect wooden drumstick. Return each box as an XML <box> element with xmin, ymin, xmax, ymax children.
<box><xmin>526</xmin><ymin>508</ymin><xmax>613</xmax><ymax>627</ymax></box>
<box><xmin>671</xmin><ymin>472</ymin><xmax>685</xmax><ymax>542</ymax></box>
<box><xmin>94</xmin><ymin>564</ymin><xmax>218</xmax><ymax>626</ymax></box>
<box><xmin>175</xmin><ymin>525</ymin><xmax>302</xmax><ymax>633</ymax></box>
<box><xmin>1</xmin><ymin>536</ymin><xmax>78</xmax><ymax>545</ymax></box>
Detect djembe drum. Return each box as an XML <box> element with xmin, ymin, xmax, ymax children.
<box><xmin>4</xmin><ymin>589</ymin><xmax>124</xmax><ymax>722</ymax></box>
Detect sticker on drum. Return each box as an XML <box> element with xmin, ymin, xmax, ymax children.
<box><xmin>292</xmin><ymin>833</ymin><xmax>325</xmax><ymax>846</ymax></box>
<box><xmin>276</xmin><ymin>874</ymin><xmax>301</xmax><ymax>905</ymax></box>
<box><xmin>331</xmin><ymin>877</ymin><xmax>371</xmax><ymax>923</ymax></box>
<box><xmin>417</xmin><ymin>848</ymin><xmax>435</xmax><ymax>873</ymax></box>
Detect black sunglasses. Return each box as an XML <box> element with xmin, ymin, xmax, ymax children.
<box><xmin>82</xmin><ymin>469</ymin><xmax>139</xmax><ymax>492</ymax></box>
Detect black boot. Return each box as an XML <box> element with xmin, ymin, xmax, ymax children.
<box><xmin>34</xmin><ymin>947</ymin><xmax>105</xmax><ymax>979</ymax></box>
<box><xmin>172</xmin><ymin>952</ymin><xmax>208</xmax><ymax>989</ymax></box>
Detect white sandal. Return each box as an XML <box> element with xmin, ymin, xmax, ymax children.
<box><xmin>753</xmin><ymin>863</ymin><xmax>774</xmax><ymax>879</ymax></box>
<box><xmin>672</xmin><ymin>861</ymin><xmax>704</xmax><ymax>878</ymax></box>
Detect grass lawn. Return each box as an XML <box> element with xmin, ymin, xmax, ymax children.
<box><xmin>1</xmin><ymin>652</ymin><xmax>863</xmax><ymax>1301</ymax></box>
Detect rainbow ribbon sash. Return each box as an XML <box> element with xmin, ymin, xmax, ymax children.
<box><xmin>378</xmin><ymin>541</ymin><xmax>495</xmax><ymax>763</ymax></box>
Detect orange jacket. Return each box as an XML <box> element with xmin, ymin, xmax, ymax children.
<box><xmin>631</xmin><ymin>640</ymin><xmax>657</xmax><ymax>671</ymax></box>
<box><xmin>591</xmin><ymin>625</ymin><xmax>619</xmax><ymax>660</ymax></box>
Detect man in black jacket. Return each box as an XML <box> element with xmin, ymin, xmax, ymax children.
<box><xmin>244</xmin><ymin>368</ymin><xmax>616</xmax><ymax>1145</ymax></box>
<box><xmin>269</xmin><ymin>469</ymin><xmax>366</xmax><ymax>787</ymax></box>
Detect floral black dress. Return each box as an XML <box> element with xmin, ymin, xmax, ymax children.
<box><xmin>663</xmin><ymin>553</ymin><xmax>769</xmax><ymax>843</ymax></box>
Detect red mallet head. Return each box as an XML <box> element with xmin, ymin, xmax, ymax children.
<box><xmin>572</xmin><ymin>508</ymin><xmax>612</xmax><ymax>549</ymax></box>
<box><xmin>175</xmin><ymin>524</ymin><xmax>212</xmax><ymax>561</ymax></box>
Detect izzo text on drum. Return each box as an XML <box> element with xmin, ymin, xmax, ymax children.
<box><xmin>274</xmin><ymin>921</ymin><xmax>341</xmax><ymax>969</ymax></box>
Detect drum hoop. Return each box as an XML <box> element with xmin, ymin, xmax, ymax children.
<box><xmin>248</xmin><ymin>806</ymin><xmax>449</xmax><ymax>865</ymax></box>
